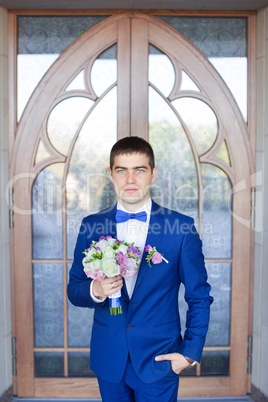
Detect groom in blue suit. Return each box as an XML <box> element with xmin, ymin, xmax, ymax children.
<box><xmin>67</xmin><ymin>136</ymin><xmax>213</xmax><ymax>401</ymax></box>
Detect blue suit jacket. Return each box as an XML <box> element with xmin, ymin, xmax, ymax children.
<box><xmin>67</xmin><ymin>201</ymin><xmax>213</xmax><ymax>383</ymax></box>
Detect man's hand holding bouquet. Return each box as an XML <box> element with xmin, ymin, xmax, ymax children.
<box><xmin>82</xmin><ymin>235</ymin><xmax>141</xmax><ymax>315</ymax></box>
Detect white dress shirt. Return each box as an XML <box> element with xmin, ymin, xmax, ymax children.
<box><xmin>90</xmin><ymin>198</ymin><xmax>152</xmax><ymax>301</ymax></box>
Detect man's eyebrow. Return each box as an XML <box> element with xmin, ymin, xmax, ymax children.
<box><xmin>114</xmin><ymin>166</ymin><xmax>127</xmax><ymax>170</ymax></box>
<box><xmin>114</xmin><ymin>165</ymin><xmax>148</xmax><ymax>170</ymax></box>
<box><xmin>134</xmin><ymin>165</ymin><xmax>148</xmax><ymax>170</ymax></box>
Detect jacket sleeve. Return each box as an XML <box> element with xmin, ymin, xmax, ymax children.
<box><xmin>177</xmin><ymin>219</ymin><xmax>213</xmax><ymax>362</ymax></box>
<box><xmin>67</xmin><ymin>218</ymin><xmax>106</xmax><ymax>309</ymax></box>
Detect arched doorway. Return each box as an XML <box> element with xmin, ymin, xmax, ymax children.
<box><xmin>10</xmin><ymin>11</ymin><xmax>254</xmax><ymax>398</ymax></box>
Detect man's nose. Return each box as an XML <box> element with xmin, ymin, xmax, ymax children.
<box><xmin>126</xmin><ymin>172</ymin><xmax>135</xmax><ymax>183</ymax></box>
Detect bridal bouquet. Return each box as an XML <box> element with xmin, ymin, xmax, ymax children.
<box><xmin>82</xmin><ymin>236</ymin><xmax>141</xmax><ymax>315</ymax></box>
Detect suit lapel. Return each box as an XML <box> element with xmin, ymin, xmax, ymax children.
<box><xmin>133</xmin><ymin>201</ymin><xmax>165</xmax><ymax>294</ymax></box>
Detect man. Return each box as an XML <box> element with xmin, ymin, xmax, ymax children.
<box><xmin>67</xmin><ymin>136</ymin><xmax>213</xmax><ymax>401</ymax></box>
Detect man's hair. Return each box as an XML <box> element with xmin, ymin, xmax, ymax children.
<box><xmin>110</xmin><ymin>136</ymin><xmax>155</xmax><ymax>171</ymax></box>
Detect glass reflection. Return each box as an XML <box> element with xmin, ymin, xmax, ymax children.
<box><xmin>32</xmin><ymin>163</ymin><xmax>64</xmax><ymax>260</ymax></box>
<box><xmin>66</xmin><ymin>87</ymin><xmax>117</xmax><ymax>259</ymax></box>
<box><xmin>91</xmin><ymin>45</ymin><xmax>117</xmax><ymax>97</ymax></box>
<box><xmin>67</xmin><ymin>264</ymin><xmax>94</xmax><ymax>347</ymax></box>
<box><xmin>149</xmin><ymin>87</ymin><xmax>198</xmax><ymax>221</ymax></box>
<box><xmin>33</xmin><ymin>263</ymin><xmax>64</xmax><ymax>347</ymax></box>
<box><xmin>201</xmin><ymin>163</ymin><xmax>232</xmax><ymax>259</ymax></box>
<box><xmin>172</xmin><ymin>97</ymin><xmax>218</xmax><ymax>156</ymax></box>
<box><xmin>47</xmin><ymin>97</ymin><xmax>94</xmax><ymax>156</ymax></box>
<box><xmin>149</xmin><ymin>44</ymin><xmax>175</xmax><ymax>97</ymax></box>
<box><xmin>205</xmin><ymin>263</ymin><xmax>231</xmax><ymax>346</ymax></box>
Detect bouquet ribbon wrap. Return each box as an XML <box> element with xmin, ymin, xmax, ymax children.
<box><xmin>109</xmin><ymin>290</ymin><xmax>122</xmax><ymax>315</ymax></box>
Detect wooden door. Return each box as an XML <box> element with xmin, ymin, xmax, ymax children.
<box><xmin>10</xmin><ymin>11</ymin><xmax>254</xmax><ymax>398</ymax></box>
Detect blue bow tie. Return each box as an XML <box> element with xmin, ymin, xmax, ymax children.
<box><xmin>115</xmin><ymin>210</ymin><xmax>147</xmax><ymax>223</ymax></box>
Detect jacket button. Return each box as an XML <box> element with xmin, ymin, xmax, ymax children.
<box><xmin>127</xmin><ymin>324</ymin><xmax>133</xmax><ymax>329</ymax></box>
<box><xmin>124</xmin><ymin>300</ymin><xmax>129</xmax><ymax>305</ymax></box>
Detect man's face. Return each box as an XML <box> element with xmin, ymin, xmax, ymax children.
<box><xmin>109</xmin><ymin>153</ymin><xmax>157</xmax><ymax>210</ymax></box>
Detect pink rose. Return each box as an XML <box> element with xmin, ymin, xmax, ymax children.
<box><xmin>151</xmin><ymin>252</ymin><xmax>162</xmax><ymax>265</ymax></box>
<box><xmin>84</xmin><ymin>268</ymin><xmax>105</xmax><ymax>281</ymax></box>
<box><xmin>120</xmin><ymin>258</ymin><xmax>137</xmax><ymax>278</ymax></box>
<box><xmin>90</xmin><ymin>269</ymin><xmax>106</xmax><ymax>281</ymax></box>
<box><xmin>116</xmin><ymin>251</ymin><xmax>127</xmax><ymax>265</ymax></box>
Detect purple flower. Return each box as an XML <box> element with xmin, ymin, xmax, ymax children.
<box><xmin>144</xmin><ymin>244</ymin><xmax>152</xmax><ymax>252</ymax></box>
<box><xmin>127</xmin><ymin>245</ymin><xmax>141</xmax><ymax>257</ymax></box>
<box><xmin>151</xmin><ymin>252</ymin><xmax>162</xmax><ymax>265</ymax></box>
<box><xmin>116</xmin><ymin>251</ymin><xmax>127</xmax><ymax>265</ymax></box>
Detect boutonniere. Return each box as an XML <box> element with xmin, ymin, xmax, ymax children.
<box><xmin>144</xmin><ymin>244</ymin><xmax>169</xmax><ymax>267</ymax></box>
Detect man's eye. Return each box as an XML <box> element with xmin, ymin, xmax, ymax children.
<box><xmin>136</xmin><ymin>169</ymin><xmax>145</xmax><ymax>174</ymax></box>
<box><xmin>117</xmin><ymin>170</ymin><xmax>126</xmax><ymax>174</ymax></box>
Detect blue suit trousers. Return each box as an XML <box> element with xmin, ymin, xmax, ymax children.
<box><xmin>97</xmin><ymin>355</ymin><xmax>179</xmax><ymax>402</ymax></box>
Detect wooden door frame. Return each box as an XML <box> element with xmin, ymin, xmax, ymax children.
<box><xmin>8</xmin><ymin>9</ymin><xmax>256</xmax><ymax>398</ymax></box>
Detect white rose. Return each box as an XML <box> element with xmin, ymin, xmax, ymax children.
<box><xmin>118</xmin><ymin>244</ymin><xmax>128</xmax><ymax>255</ymax></box>
<box><xmin>107</xmin><ymin>237</ymin><xmax>116</xmax><ymax>247</ymax></box>
<box><xmin>102</xmin><ymin>259</ymin><xmax>120</xmax><ymax>278</ymax></box>
<box><xmin>89</xmin><ymin>259</ymin><xmax>102</xmax><ymax>271</ymax></box>
<box><xmin>85</xmin><ymin>247</ymin><xmax>97</xmax><ymax>259</ymax></box>
<box><xmin>95</xmin><ymin>239</ymin><xmax>109</xmax><ymax>250</ymax></box>
<box><xmin>102</xmin><ymin>246</ymin><xmax>115</xmax><ymax>259</ymax></box>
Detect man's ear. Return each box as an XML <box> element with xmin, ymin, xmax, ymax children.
<box><xmin>151</xmin><ymin>167</ymin><xmax>157</xmax><ymax>184</ymax></box>
<box><xmin>108</xmin><ymin>168</ymin><xmax>114</xmax><ymax>183</ymax></box>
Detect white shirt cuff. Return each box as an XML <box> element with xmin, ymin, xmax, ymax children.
<box><xmin>90</xmin><ymin>280</ymin><xmax>106</xmax><ymax>303</ymax></box>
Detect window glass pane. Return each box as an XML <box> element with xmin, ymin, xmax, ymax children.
<box><xmin>68</xmin><ymin>352</ymin><xmax>94</xmax><ymax>377</ymax></box>
<box><xmin>18</xmin><ymin>16</ymin><xmax>108</xmax><ymax>54</ymax></box>
<box><xmin>17</xmin><ymin>16</ymin><xmax>107</xmax><ymax>121</ymax></box>
<box><xmin>66</xmin><ymin>70</ymin><xmax>86</xmax><ymax>91</ymax></box>
<box><xmin>32</xmin><ymin>163</ymin><xmax>64</xmax><ymax>260</ymax></box>
<box><xmin>149</xmin><ymin>87</ymin><xmax>198</xmax><ymax>222</ymax></box>
<box><xmin>180</xmin><ymin>70</ymin><xmax>200</xmax><ymax>92</ymax></box>
<box><xmin>35</xmin><ymin>352</ymin><xmax>64</xmax><ymax>377</ymax></box>
<box><xmin>158</xmin><ymin>17</ymin><xmax>247</xmax><ymax>120</ymax></box>
<box><xmin>201</xmin><ymin>350</ymin><xmax>230</xmax><ymax>376</ymax></box>
<box><xmin>66</xmin><ymin>87</ymin><xmax>117</xmax><ymax>259</ymax></box>
<box><xmin>205</xmin><ymin>263</ymin><xmax>231</xmax><ymax>346</ymax></box>
<box><xmin>91</xmin><ymin>44</ymin><xmax>117</xmax><ymax>97</ymax></box>
<box><xmin>149</xmin><ymin>44</ymin><xmax>175</xmax><ymax>97</ymax></box>
<box><xmin>172</xmin><ymin>97</ymin><xmax>218</xmax><ymax>156</ymax></box>
<box><xmin>201</xmin><ymin>163</ymin><xmax>232</xmax><ymax>259</ymax></box>
<box><xmin>33</xmin><ymin>263</ymin><xmax>64</xmax><ymax>347</ymax></box>
<box><xmin>158</xmin><ymin>17</ymin><xmax>246</xmax><ymax>57</ymax></box>
<box><xmin>47</xmin><ymin>97</ymin><xmax>94</xmax><ymax>156</ymax></box>
<box><xmin>67</xmin><ymin>264</ymin><xmax>94</xmax><ymax>347</ymax></box>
